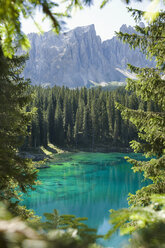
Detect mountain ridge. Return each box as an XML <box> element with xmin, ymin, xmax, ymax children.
<box><xmin>23</xmin><ymin>24</ymin><xmax>155</xmax><ymax>87</ymax></box>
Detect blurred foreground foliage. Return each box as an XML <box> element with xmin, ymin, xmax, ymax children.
<box><xmin>106</xmin><ymin>194</ymin><xmax>165</xmax><ymax>248</ymax></box>
<box><xmin>0</xmin><ymin>204</ymin><xmax>103</xmax><ymax>248</ymax></box>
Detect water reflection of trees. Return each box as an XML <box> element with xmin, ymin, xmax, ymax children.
<box><xmin>23</xmin><ymin>154</ymin><xmax>145</xmax><ymax>229</ymax></box>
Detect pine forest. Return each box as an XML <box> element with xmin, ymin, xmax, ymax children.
<box><xmin>25</xmin><ymin>86</ymin><xmax>158</xmax><ymax>150</ymax></box>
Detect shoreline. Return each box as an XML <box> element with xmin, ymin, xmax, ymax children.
<box><xmin>19</xmin><ymin>144</ymin><xmax>132</xmax><ymax>167</ymax></box>
<box><xmin>65</xmin><ymin>146</ymin><xmax>132</xmax><ymax>153</ymax></box>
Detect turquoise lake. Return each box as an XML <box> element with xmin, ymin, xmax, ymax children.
<box><xmin>23</xmin><ymin>152</ymin><xmax>147</xmax><ymax>248</ymax></box>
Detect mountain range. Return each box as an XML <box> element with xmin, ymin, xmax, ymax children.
<box><xmin>23</xmin><ymin>24</ymin><xmax>155</xmax><ymax>88</ymax></box>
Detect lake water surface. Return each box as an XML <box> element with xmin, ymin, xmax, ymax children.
<box><xmin>23</xmin><ymin>152</ymin><xmax>146</xmax><ymax>248</ymax></box>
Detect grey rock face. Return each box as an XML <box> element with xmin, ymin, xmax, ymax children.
<box><xmin>23</xmin><ymin>24</ymin><xmax>155</xmax><ymax>87</ymax></box>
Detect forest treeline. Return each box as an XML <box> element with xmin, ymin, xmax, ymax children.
<box><xmin>24</xmin><ymin>86</ymin><xmax>158</xmax><ymax>150</ymax></box>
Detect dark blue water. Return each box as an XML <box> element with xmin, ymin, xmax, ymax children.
<box><xmin>23</xmin><ymin>152</ymin><xmax>146</xmax><ymax>247</ymax></box>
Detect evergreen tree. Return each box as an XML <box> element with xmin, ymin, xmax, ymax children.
<box><xmin>82</xmin><ymin>106</ymin><xmax>89</xmax><ymax>144</ymax></box>
<box><xmin>48</xmin><ymin>102</ymin><xmax>55</xmax><ymax>143</ymax></box>
<box><xmin>27</xmin><ymin>85</ymin><xmax>144</xmax><ymax>149</ymax></box>
<box><xmin>74</xmin><ymin>109</ymin><xmax>80</xmax><ymax>148</ymax></box>
<box><xmin>91</xmin><ymin>98</ymin><xmax>98</xmax><ymax>149</ymax></box>
<box><xmin>117</xmin><ymin>9</ymin><xmax>165</xmax><ymax>206</ymax></box>
<box><xmin>0</xmin><ymin>46</ymin><xmax>37</xmax><ymax>218</ymax></box>
<box><xmin>106</xmin><ymin>9</ymin><xmax>165</xmax><ymax>243</ymax></box>
<box><xmin>63</xmin><ymin>97</ymin><xmax>69</xmax><ymax>139</ymax></box>
<box><xmin>66</xmin><ymin>124</ymin><xmax>72</xmax><ymax>144</ymax></box>
<box><xmin>31</xmin><ymin>111</ymin><xmax>40</xmax><ymax>148</ymax></box>
<box><xmin>54</xmin><ymin>101</ymin><xmax>64</xmax><ymax>145</ymax></box>
<box><xmin>113</xmin><ymin>109</ymin><xmax>121</xmax><ymax>145</ymax></box>
<box><xmin>99</xmin><ymin>95</ymin><xmax>109</xmax><ymax>142</ymax></box>
<box><xmin>106</xmin><ymin>93</ymin><xmax>114</xmax><ymax>141</ymax></box>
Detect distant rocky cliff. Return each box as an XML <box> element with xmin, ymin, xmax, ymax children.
<box><xmin>23</xmin><ymin>24</ymin><xmax>154</xmax><ymax>87</ymax></box>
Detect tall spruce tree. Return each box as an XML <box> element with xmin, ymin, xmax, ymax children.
<box><xmin>0</xmin><ymin>46</ymin><xmax>37</xmax><ymax>218</ymax></box>
<box><xmin>106</xmin><ymin>9</ymin><xmax>165</xmax><ymax>245</ymax></box>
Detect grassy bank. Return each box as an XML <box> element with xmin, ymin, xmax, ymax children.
<box><xmin>19</xmin><ymin>144</ymin><xmax>68</xmax><ymax>169</ymax></box>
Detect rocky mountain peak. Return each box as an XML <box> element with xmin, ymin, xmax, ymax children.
<box><xmin>119</xmin><ymin>24</ymin><xmax>135</xmax><ymax>34</ymax></box>
<box><xmin>73</xmin><ymin>24</ymin><xmax>95</xmax><ymax>34</ymax></box>
<box><xmin>23</xmin><ymin>24</ymin><xmax>154</xmax><ymax>88</ymax></box>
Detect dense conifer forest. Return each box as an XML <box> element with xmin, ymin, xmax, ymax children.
<box><xmin>0</xmin><ymin>0</ymin><xmax>165</xmax><ymax>247</ymax></box>
<box><xmin>23</xmin><ymin>85</ymin><xmax>158</xmax><ymax>150</ymax></box>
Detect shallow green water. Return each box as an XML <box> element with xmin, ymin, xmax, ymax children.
<box><xmin>23</xmin><ymin>152</ymin><xmax>147</xmax><ymax>248</ymax></box>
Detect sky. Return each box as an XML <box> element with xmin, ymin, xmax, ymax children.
<box><xmin>22</xmin><ymin>0</ymin><xmax>163</xmax><ymax>41</ymax></box>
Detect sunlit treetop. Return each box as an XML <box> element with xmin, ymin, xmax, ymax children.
<box><xmin>0</xmin><ymin>0</ymin><xmax>159</xmax><ymax>57</ymax></box>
